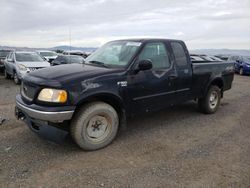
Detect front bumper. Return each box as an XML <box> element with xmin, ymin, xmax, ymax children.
<box><xmin>15</xmin><ymin>95</ymin><xmax>75</xmax><ymax>142</ymax></box>
<box><xmin>16</xmin><ymin>94</ymin><xmax>75</xmax><ymax>123</ymax></box>
<box><xmin>15</xmin><ymin>106</ymin><xmax>70</xmax><ymax>143</ymax></box>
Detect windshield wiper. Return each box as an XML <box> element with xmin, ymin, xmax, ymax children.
<box><xmin>87</xmin><ymin>60</ymin><xmax>109</xmax><ymax>68</ymax></box>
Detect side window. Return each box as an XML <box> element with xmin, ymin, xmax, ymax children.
<box><xmin>138</xmin><ymin>42</ymin><xmax>171</xmax><ymax>69</ymax></box>
<box><xmin>171</xmin><ymin>42</ymin><xmax>188</xmax><ymax>67</ymax></box>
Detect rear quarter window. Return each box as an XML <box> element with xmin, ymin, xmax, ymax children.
<box><xmin>171</xmin><ymin>42</ymin><xmax>188</xmax><ymax>67</ymax></box>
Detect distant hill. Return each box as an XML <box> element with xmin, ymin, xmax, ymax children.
<box><xmin>0</xmin><ymin>45</ymin><xmax>97</xmax><ymax>52</ymax></box>
<box><xmin>51</xmin><ymin>46</ymin><xmax>97</xmax><ymax>52</ymax></box>
<box><xmin>190</xmin><ymin>49</ymin><xmax>250</xmax><ymax>56</ymax></box>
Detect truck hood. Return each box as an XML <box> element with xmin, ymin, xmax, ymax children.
<box><xmin>17</xmin><ymin>61</ymin><xmax>50</xmax><ymax>68</ymax></box>
<box><xmin>28</xmin><ymin>64</ymin><xmax>123</xmax><ymax>84</ymax></box>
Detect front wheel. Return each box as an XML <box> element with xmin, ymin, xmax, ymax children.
<box><xmin>13</xmin><ymin>72</ymin><xmax>21</xmax><ymax>85</ymax></box>
<box><xmin>198</xmin><ymin>85</ymin><xmax>221</xmax><ymax>114</ymax></box>
<box><xmin>71</xmin><ymin>102</ymin><xmax>119</xmax><ymax>150</ymax></box>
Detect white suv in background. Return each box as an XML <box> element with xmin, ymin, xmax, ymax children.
<box><xmin>4</xmin><ymin>51</ymin><xmax>51</xmax><ymax>84</ymax></box>
<box><xmin>37</xmin><ymin>50</ymin><xmax>58</xmax><ymax>63</ymax></box>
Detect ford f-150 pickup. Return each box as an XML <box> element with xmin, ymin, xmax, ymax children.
<box><xmin>15</xmin><ymin>39</ymin><xmax>234</xmax><ymax>150</ymax></box>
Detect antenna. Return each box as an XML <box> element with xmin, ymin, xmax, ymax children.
<box><xmin>69</xmin><ymin>27</ymin><xmax>71</xmax><ymax>52</ymax></box>
<box><xmin>69</xmin><ymin>27</ymin><xmax>71</xmax><ymax>63</ymax></box>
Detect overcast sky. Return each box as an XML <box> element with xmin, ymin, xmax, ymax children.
<box><xmin>0</xmin><ymin>0</ymin><xmax>250</xmax><ymax>49</ymax></box>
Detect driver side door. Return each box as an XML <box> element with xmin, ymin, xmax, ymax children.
<box><xmin>127</xmin><ymin>42</ymin><xmax>177</xmax><ymax>114</ymax></box>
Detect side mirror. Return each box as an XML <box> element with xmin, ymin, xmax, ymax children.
<box><xmin>138</xmin><ymin>59</ymin><xmax>153</xmax><ymax>71</ymax></box>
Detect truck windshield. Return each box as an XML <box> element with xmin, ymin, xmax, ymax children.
<box><xmin>16</xmin><ymin>53</ymin><xmax>45</xmax><ymax>62</ymax></box>
<box><xmin>85</xmin><ymin>41</ymin><xmax>141</xmax><ymax>67</ymax></box>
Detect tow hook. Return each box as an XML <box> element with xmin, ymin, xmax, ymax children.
<box><xmin>15</xmin><ymin>107</ymin><xmax>26</xmax><ymax>120</ymax></box>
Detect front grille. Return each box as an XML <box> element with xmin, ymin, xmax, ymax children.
<box><xmin>29</xmin><ymin>67</ymin><xmax>43</xmax><ymax>72</ymax></box>
<box><xmin>21</xmin><ymin>82</ymin><xmax>37</xmax><ymax>101</ymax></box>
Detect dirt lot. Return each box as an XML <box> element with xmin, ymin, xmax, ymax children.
<box><xmin>0</xmin><ymin>73</ymin><xmax>250</xmax><ymax>188</ymax></box>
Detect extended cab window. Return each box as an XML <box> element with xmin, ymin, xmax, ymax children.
<box><xmin>138</xmin><ymin>42</ymin><xmax>171</xmax><ymax>69</ymax></box>
<box><xmin>171</xmin><ymin>42</ymin><xmax>188</xmax><ymax>66</ymax></box>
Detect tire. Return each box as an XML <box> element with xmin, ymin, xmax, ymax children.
<box><xmin>239</xmin><ymin>68</ymin><xmax>244</xmax><ymax>75</ymax></box>
<box><xmin>13</xmin><ymin>71</ymin><xmax>21</xmax><ymax>85</ymax></box>
<box><xmin>198</xmin><ymin>85</ymin><xmax>221</xmax><ymax>114</ymax></box>
<box><xmin>4</xmin><ymin>69</ymin><xmax>11</xmax><ymax>79</ymax></box>
<box><xmin>71</xmin><ymin>102</ymin><xmax>119</xmax><ymax>150</ymax></box>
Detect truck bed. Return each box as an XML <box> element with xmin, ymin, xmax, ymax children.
<box><xmin>191</xmin><ymin>61</ymin><xmax>235</xmax><ymax>97</ymax></box>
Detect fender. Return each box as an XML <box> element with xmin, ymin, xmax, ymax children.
<box><xmin>204</xmin><ymin>76</ymin><xmax>224</xmax><ymax>97</ymax></box>
<box><xmin>75</xmin><ymin>90</ymin><xmax>126</xmax><ymax>113</ymax></box>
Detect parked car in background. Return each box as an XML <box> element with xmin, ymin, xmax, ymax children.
<box><xmin>37</xmin><ymin>50</ymin><xmax>58</xmax><ymax>63</ymax></box>
<box><xmin>190</xmin><ymin>54</ymin><xmax>223</xmax><ymax>62</ymax></box>
<box><xmin>228</xmin><ymin>55</ymin><xmax>250</xmax><ymax>75</ymax></box>
<box><xmin>215</xmin><ymin>55</ymin><xmax>230</xmax><ymax>61</ymax></box>
<box><xmin>190</xmin><ymin>54</ymin><xmax>207</xmax><ymax>62</ymax></box>
<box><xmin>4</xmin><ymin>51</ymin><xmax>51</xmax><ymax>84</ymax></box>
<box><xmin>0</xmin><ymin>49</ymin><xmax>11</xmax><ymax>71</ymax></box>
<box><xmin>200</xmin><ymin>55</ymin><xmax>223</xmax><ymax>62</ymax></box>
<box><xmin>63</xmin><ymin>50</ymin><xmax>88</xmax><ymax>58</ymax></box>
<box><xmin>51</xmin><ymin>55</ymin><xmax>85</xmax><ymax>66</ymax></box>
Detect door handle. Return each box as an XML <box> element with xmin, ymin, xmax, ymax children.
<box><xmin>169</xmin><ymin>74</ymin><xmax>178</xmax><ymax>80</ymax></box>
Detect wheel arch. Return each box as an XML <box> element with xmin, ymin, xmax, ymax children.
<box><xmin>206</xmin><ymin>77</ymin><xmax>224</xmax><ymax>97</ymax></box>
<box><xmin>74</xmin><ymin>92</ymin><xmax>127</xmax><ymax>129</ymax></box>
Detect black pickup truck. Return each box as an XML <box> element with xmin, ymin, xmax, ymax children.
<box><xmin>15</xmin><ymin>39</ymin><xmax>234</xmax><ymax>150</ymax></box>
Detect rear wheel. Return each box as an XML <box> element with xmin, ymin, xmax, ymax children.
<box><xmin>239</xmin><ymin>67</ymin><xmax>244</xmax><ymax>75</ymax></box>
<box><xmin>13</xmin><ymin>72</ymin><xmax>21</xmax><ymax>85</ymax></box>
<box><xmin>198</xmin><ymin>85</ymin><xmax>221</xmax><ymax>114</ymax></box>
<box><xmin>71</xmin><ymin>102</ymin><xmax>119</xmax><ymax>150</ymax></box>
<box><xmin>4</xmin><ymin>69</ymin><xmax>11</xmax><ymax>79</ymax></box>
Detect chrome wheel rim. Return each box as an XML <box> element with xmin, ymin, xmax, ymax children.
<box><xmin>209</xmin><ymin>91</ymin><xmax>218</xmax><ymax>109</ymax></box>
<box><xmin>86</xmin><ymin>114</ymin><xmax>111</xmax><ymax>143</ymax></box>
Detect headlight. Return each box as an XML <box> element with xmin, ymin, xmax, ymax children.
<box><xmin>38</xmin><ymin>88</ymin><xmax>67</xmax><ymax>103</ymax></box>
<box><xmin>18</xmin><ymin>64</ymin><xmax>27</xmax><ymax>71</ymax></box>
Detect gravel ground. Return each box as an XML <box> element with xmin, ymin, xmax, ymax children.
<box><xmin>0</xmin><ymin>74</ymin><xmax>250</xmax><ymax>188</ymax></box>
